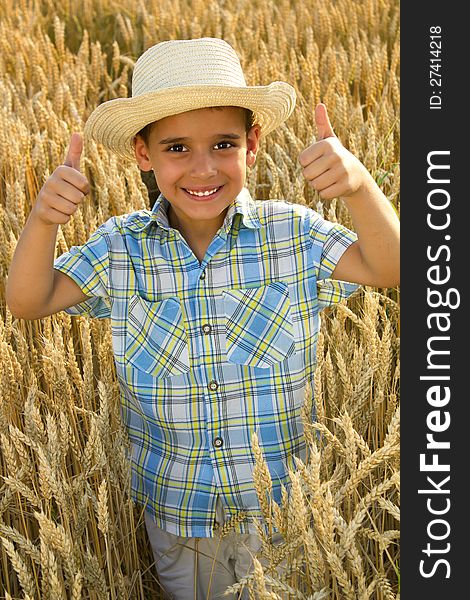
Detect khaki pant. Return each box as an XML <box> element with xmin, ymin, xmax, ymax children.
<box><xmin>144</xmin><ymin>499</ymin><xmax>266</xmax><ymax>600</ymax></box>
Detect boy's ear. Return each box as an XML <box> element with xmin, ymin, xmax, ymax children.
<box><xmin>246</xmin><ymin>124</ymin><xmax>261</xmax><ymax>167</ymax></box>
<box><xmin>134</xmin><ymin>135</ymin><xmax>153</xmax><ymax>172</ymax></box>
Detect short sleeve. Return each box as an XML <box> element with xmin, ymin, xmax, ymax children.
<box><xmin>307</xmin><ymin>210</ymin><xmax>360</xmax><ymax>311</ymax></box>
<box><xmin>53</xmin><ymin>221</ymin><xmax>113</xmax><ymax>319</ymax></box>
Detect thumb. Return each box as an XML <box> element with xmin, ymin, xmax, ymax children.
<box><xmin>64</xmin><ymin>133</ymin><xmax>83</xmax><ymax>171</ymax></box>
<box><xmin>315</xmin><ymin>103</ymin><xmax>336</xmax><ymax>140</ymax></box>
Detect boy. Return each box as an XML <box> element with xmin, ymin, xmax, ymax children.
<box><xmin>6</xmin><ymin>38</ymin><xmax>399</xmax><ymax>599</ymax></box>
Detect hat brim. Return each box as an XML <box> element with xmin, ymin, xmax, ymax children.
<box><xmin>84</xmin><ymin>82</ymin><xmax>296</xmax><ymax>161</ymax></box>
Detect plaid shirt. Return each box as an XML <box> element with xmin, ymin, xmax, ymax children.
<box><xmin>54</xmin><ymin>188</ymin><xmax>359</xmax><ymax>537</ymax></box>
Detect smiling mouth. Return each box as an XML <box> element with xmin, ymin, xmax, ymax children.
<box><xmin>184</xmin><ymin>186</ymin><xmax>223</xmax><ymax>198</ymax></box>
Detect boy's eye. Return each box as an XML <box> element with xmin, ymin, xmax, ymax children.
<box><xmin>167</xmin><ymin>144</ymin><xmax>187</xmax><ymax>152</ymax></box>
<box><xmin>215</xmin><ymin>141</ymin><xmax>234</xmax><ymax>150</ymax></box>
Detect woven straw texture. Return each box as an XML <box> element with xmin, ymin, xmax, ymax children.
<box><xmin>84</xmin><ymin>37</ymin><xmax>296</xmax><ymax>160</ymax></box>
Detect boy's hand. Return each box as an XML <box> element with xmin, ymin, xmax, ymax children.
<box><xmin>299</xmin><ymin>104</ymin><xmax>372</xmax><ymax>201</ymax></box>
<box><xmin>32</xmin><ymin>133</ymin><xmax>90</xmax><ymax>226</ymax></box>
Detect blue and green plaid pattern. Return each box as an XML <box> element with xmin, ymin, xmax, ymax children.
<box><xmin>54</xmin><ymin>188</ymin><xmax>359</xmax><ymax>537</ymax></box>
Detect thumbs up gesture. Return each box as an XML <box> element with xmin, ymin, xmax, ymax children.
<box><xmin>299</xmin><ymin>104</ymin><xmax>371</xmax><ymax>201</ymax></box>
<box><xmin>33</xmin><ymin>133</ymin><xmax>90</xmax><ymax>225</ymax></box>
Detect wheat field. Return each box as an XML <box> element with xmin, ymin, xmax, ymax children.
<box><xmin>0</xmin><ymin>0</ymin><xmax>400</xmax><ymax>598</ymax></box>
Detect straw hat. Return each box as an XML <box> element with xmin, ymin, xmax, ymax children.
<box><xmin>84</xmin><ymin>37</ymin><xmax>296</xmax><ymax>161</ymax></box>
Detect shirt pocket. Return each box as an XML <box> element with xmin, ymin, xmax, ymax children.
<box><xmin>125</xmin><ymin>295</ymin><xmax>190</xmax><ymax>378</ymax></box>
<box><xmin>223</xmin><ymin>281</ymin><xmax>296</xmax><ymax>369</ymax></box>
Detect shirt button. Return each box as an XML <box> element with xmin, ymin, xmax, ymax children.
<box><xmin>208</xmin><ymin>380</ymin><xmax>219</xmax><ymax>391</ymax></box>
<box><xmin>200</xmin><ymin>271</ymin><xmax>206</xmax><ymax>280</ymax></box>
<box><xmin>213</xmin><ymin>437</ymin><xmax>223</xmax><ymax>448</ymax></box>
<box><xmin>202</xmin><ymin>324</ymin><xmax>212</xmax><ymax>334</ymax></box>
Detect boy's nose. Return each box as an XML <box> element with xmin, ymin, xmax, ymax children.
<box><xmin>189</xmin><ymin>152</ymin><xmax>218</xmax><ymax>179</ymax></box>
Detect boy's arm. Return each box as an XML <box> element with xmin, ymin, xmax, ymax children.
<box><xmin>6</xmin><ymin>134</ymin><xmax>91</xmax><ymax>320</ymax></box>
<box><xmin>6</xmin><ymin>216</ymin><xmax>89</xmax><ymax>320</ymax></box>
<box><xmin>328</xmin><ymin>175</ymin><xmax>399</xmax><ymax>287</ymax></box>
<box><xmin>299</xmin><ymin>104</ymin><xmax>400</xmax><ymax>288</ymax></box>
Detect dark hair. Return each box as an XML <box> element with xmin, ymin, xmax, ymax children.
<box><xmin>136</xmin><ymin>107</ymin><xmax>255</xmax><ymax>146</ymax></box>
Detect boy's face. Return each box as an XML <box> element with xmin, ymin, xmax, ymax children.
<box><xmin>134</xmin><ymin>107</ymin><xmax>261</xmax><ymax>234</ymax></box>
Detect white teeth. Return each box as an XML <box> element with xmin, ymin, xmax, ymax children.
<box><xmin>186</xmin><ymin>187</ymin><xmax>219</xmax><ymax>197</ymax></box>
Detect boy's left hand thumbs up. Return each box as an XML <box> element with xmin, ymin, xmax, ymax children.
<box><xmin>299</xmin><ymin>103</ymin><xmax>370</xmax><ymax>201</ymax></box>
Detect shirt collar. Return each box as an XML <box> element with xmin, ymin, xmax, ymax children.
<box><xmin>148</xmin><ymin>187</ymin><xmax>262</xmax><ymax>233</ymax></box>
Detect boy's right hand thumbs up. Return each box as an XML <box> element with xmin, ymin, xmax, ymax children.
<box><xmin>33</xmin><ymin>133</ymin><xmax>91</xmax><ymax>226</ymax></box>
